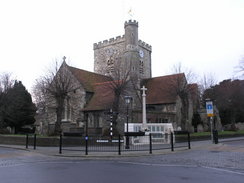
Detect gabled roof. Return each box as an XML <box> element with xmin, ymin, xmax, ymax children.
<box><xmin>83</xmin><ymin>81</ymin><xmax>115</xmax><ymax>111</ymax></box>
<box><xmin>142</xmin><ymin>73</ymin><xmax>186</xmax><ymax>105</ymax></box>
<box><xmin>68</xmin><ymin>65</ymin><xmax>112</xmax><ymax>92</ymax></box>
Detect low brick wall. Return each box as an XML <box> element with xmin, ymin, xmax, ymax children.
<box><xmin>35</xmin><ymin>136</ymin><xmax>60</xmax><ymax>146</ymax></box>
<box><xmin>0</xmin><ymin>135</ymin><xmax>60</xmax><ymax>147</ymax></box>
<box><xmin>0</xmin><ymin>135</ymin><xmax>26</xmax><ymax>145</ymax></box>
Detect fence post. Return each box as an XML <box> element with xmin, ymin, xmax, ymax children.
<box><xmin>149</xmin><ymin>133</ymin><xmax>152</xmax><ymax>154</ymax></box>
<box><xmin>33</xmin><ymin>134</ymin><xmax>36</xmax><ymax>150</ymax></box>
<box><xmin>118</xmin><ymin>135</ymin><xmax>121</xmax><ymax>155</ymax></box>
<box><xmin>59</xmin><ymin>134</ymin><xmax>62</xmax><ymax>154</ymax></box>
<box><xmin>213</xmin><ymin>130</ymin><xmax>218</xmax><ymax>144</ymax></box>
<box><xmin>170</xmin><ymin>132</ymin><xmax>174</xmax><ymax>152</ymax></box>
<box><xmin>187</xmin><ymin>132</ymin><xmax>191</xmax><ymax>149</ymax></box>
<box><xmin>26</xmin><ymin>134</ymin><xmax>29</xmax><ymax>149</ymax></box>
<box><xmin>85</xmin><ymin>136</ymin><xmax>88</xmax><ymax>155</ymax></box>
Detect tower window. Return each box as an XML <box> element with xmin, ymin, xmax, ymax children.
<box><xmin>139</xmin><ymin>60</ymin><xmax>144</xmax><ymax>74</ymax></box>
<box><xmin>107</xmin><ymin>59</ymin><xmax>113</xmax><ymax>65</ymax></box>
<box><xmin>107</xmin><ymin>58</ymin><xmax>114</xmax><ymax>74</ymax></box>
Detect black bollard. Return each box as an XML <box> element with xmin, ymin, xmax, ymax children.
<box><xmin>213</xmin><ymin>130</ymin><xmax>218</xmax><ymax>144</ymax></box>
<box><xmin>85</xmin><ymin>136</ymin><xmax>88</xmax><ymax>155</ymax></box>
<box><xmin>149</xmin><ymin>133</ymin><xmax>152</xmax><ymax>154</ymax></box>
<box><xmin>170</xmin><ymin>132</ymin><xmax>174</xmax><ymax>152</ymax></box>
<box><xmin>187</xmin><ymin>132</ymin><xmax>191</xmax><ymax>149</ymax></box>
<box><xmin>33</xmin><ymin>134</ymin><xmax>37</xmax><ymax>150</ymax></box>
<box><xmin>59</xmin><ymin>134</ymin><xmax>62</xmax><ymax>154</ymax></box>
<box><xmin>26</xmin><ymin>134</ymin><xmax>29</xmax><ymax>149</ymax></box>
<box><xmin>118</xmin><ymin>135</ymin><xmax>121</xmax><ymax>155</ymax></box>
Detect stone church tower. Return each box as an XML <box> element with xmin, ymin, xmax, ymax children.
<box><xmin>93</xmin><ymin>20</ymin><xmax>152</xmax><ymax>80</ymax></box>
<box><xmin>93</xmin><ymin>20</ymin><xmax>153</xmax><ymax>133</ymax></box>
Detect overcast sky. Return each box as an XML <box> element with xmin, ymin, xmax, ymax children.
<box><xmin>0</xmin><ymin>0</ymin><xmax>244</xmax><ymax>91</ymax></box>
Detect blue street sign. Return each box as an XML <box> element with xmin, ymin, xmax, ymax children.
<box><xmin>207</xmin><ymin>104</ymin><xmax>213</xmax><ymax>110</ymax></box>
<box><xmin>206</xmin><ymin>101</ymin><xmax>213</xmax><ymax>117</ymax></box>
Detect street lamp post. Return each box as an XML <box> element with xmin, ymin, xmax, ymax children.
<box><xmin>125</xmin><ymin>96</ymin><xmax>132</xmax><ymax>149</ymax></box>
<box><xmin>206</xmin><ymin>98</ymin><xmax>214</xmax><ymax>143</ymax></box>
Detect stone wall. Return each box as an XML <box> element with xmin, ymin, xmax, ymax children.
<box><xmin>198</xmin><ymin>106</ymin><xmax>222</xmax><ymax>132</ymax></box>
<box><xmin>223</xmin><ymin>122</ymin><xmax>244</xmax><ymax>131</ymax></box>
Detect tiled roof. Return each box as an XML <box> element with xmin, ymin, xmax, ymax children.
<box><xmin>68</xmin><ymin>66</ymin><xmax>112</xmax><ymax>92</ymax></box>
<box><xmin>142</xmin><ymin>73</ymin><xmax>186</xmax><ymax>104</ymax></box>
<box><xmin>83</xmin><ymin>73</ymin><xmax>188</xmax><ymax>110</ymax></box>
<box><xmin>83</xmin><ymin>81</ymin><xmax>115</xmax><ymax>111</ymax></box>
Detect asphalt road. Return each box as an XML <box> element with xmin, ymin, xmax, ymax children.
<box><xmin>222</xmin><ymin>139</ymin><xmax>244</xmax><ymax>146</ymax></box>
<box><xmin>0</xmin><ymin>159</ymin><xmax>244</xmax><ymax>183</ymax></box>
<box><xmin>0</xmin><ymin>139</ymin><xmax>244</xmax><ymax>183</ymax></box>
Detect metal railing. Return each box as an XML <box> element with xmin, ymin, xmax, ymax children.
<box><xmin>24</xmin><ymin>132</ymin><xmax>191</xmax><ymax>155</ymax></box>
<box><xmin>171</xmin><ymin>131</ymin><xmax>191</xmax><ymax>151</ymax></box>
<box><xmin>58</xmin><ymin>132</ymin><xmax>191</xmax><ymax>155</ymax></box>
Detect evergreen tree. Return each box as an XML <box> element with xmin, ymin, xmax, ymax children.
<box><xmin>203</xmin><ymin>79</ymin><xmax>244</xmax><ymax>125</ymax></box>
<box><xmin>3</xmin><ymin>81</ymin><xmax>36</xmax><ymax>133</ymax></box>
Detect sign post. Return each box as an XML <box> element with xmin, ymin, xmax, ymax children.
<box><xmin>206</xmin><ymin>100</ymin><xmax>214</xmax><ymax>143</ymax></box>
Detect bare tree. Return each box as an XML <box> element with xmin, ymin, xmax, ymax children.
<box><xmin>33</xmin><ymin>58</ymin><xmax>80</xmax><ymax>135</ymax></box>
<box><xmin>199</xmin><ymin>72</ymin><xmax>217</xmax><ymax>96</ymax></box>
<box><xmin>32</xmin><ymin>77</ymin><xmax>50</xmax><ymax>126</ymax></box>
<box><xmin>237</xmin><ymin>57</ymin><xmax>244</xmax><ymax>78</ymax></box>
<box><xmin>171</xmin><ymin>62</ymin><xmax>198</xmax><ymax>84</ymax></box>
<box><xmin>0</xmin><ymin>73</ymin><xmax>14</xmax><ymax>93</ymax></box>
<box><xmin>104</xmin><ymin>56</ymin><xmax>131</xmax><ymax>128</ymax></box>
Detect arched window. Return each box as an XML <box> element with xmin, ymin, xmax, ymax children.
<box><xmin>62</xmin><ymin>97</ymin><xmax>72</xmax><ymax>121</ymax></box>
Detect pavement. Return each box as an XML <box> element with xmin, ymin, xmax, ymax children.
<box><xmin>0</xmin><ymin>136</ymin><xmax>244</xmax><ymax>158</ymax></box>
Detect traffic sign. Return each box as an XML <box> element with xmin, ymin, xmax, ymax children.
<box><xmin>206</xmin><ymin>101</ymin><xmax>214</xmax><ymax>117</ymax></box>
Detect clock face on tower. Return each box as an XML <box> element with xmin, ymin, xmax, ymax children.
<box><xmin>139</xmin><ymin>50</ymin><xmax>144</xmax><ymax>58</ymax></box>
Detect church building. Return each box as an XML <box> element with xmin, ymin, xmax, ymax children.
<box><xmin>36</xmin><ymin>20</ymin><xmax>199</xmax><ymax>135</ymax></box>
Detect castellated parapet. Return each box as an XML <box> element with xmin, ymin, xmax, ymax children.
<box><xmin>124</xmin><ymin>20</ymin><xmax>138</xmax><ymax>28</ymax></box>
<box><xmin>93</xmin><ymin>36</ymin><xmax>151</xmax><ymax>51</ymax></box>
<box><xmin>93</xmin><ymin>35</ymin><xmax>125</xmax><ymax>50</ymax></box>
<box><xmin>138</xmin><ymin>40</ymin><xmax>152</xmax><ymax>51</ymax></box>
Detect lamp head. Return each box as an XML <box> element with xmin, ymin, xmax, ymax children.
<box><xmin>124</xmin><ymin>96</ymin><xmax>132</xmax><ymax>104</ymax></box>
